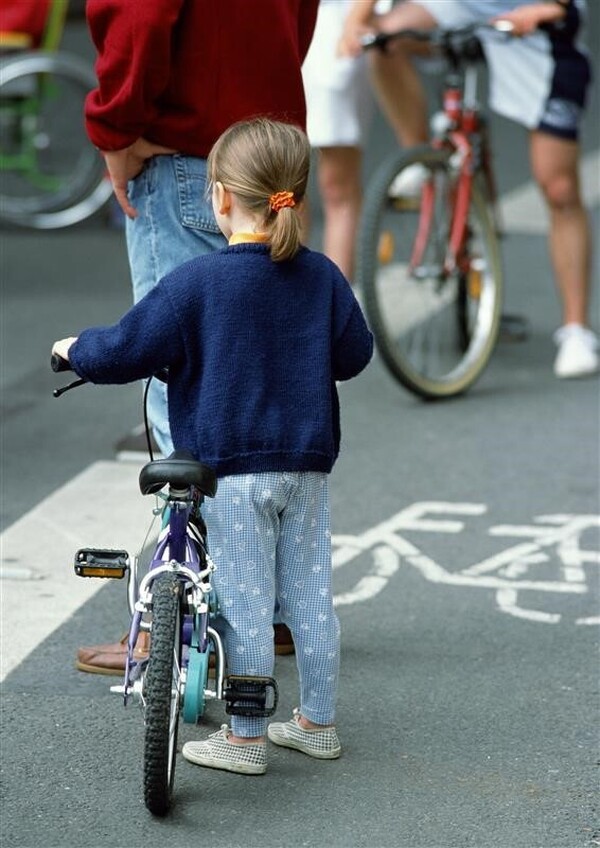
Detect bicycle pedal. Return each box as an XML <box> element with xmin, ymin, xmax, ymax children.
<box><xmin>74</xmin><ymin>548</ymin><xmax>129</xmax><ymax>578</ymax></box>
<box><xmin>223</xmin><ymin>675</ymin><xmax>279</xmax><ymax>718</ymax></box>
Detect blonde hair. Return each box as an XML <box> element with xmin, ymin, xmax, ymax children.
<box><xmin>207</xmin><ymin>118</ymin><xmax>310</xmax><ymax>262</ymax></box>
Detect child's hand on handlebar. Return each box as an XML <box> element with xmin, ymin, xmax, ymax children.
<box><xmin>52</xmin><ymin>337</ymin><xmax>78</xmax><ymax>362</ymax></box>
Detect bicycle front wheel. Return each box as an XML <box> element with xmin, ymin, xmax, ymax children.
<box><xmin>0</xmin><ymin>51</ymin><xmax>111</xmax><ymax>229</ymax></box>
<box><xmin>358</xmin><ymin>146</ymin><xmax>503</xmax><ymax>399</ymax></box>
<box><xmin>143</xmin><ymin>574</ymin><xmax>183</xmax><ymax>817</ymax></box>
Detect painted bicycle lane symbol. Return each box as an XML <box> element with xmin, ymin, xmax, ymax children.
<box><xmin>331</xmin><ymin>502</ymin><xmax>600</xmax><ymax>625</ymax></box>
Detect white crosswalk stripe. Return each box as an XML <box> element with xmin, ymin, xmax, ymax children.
<box><xmin>0</xmin><ymin>460</ymin><xmax>151</xmax><ymax>681</ymax></box>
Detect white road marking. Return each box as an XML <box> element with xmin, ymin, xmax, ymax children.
<box><xmin>2</xmin><ymin>478</ymin><xmax>598</xmax><ymax>684</ymax></box>
<box><xmin>333</xmin><ymin>544</ymin><xmax>399</xmax><ymax>608</ymax></box>
<box><xmin>496</xmin><ymin>588</ymin><xmax>561</xmax><ymax>624</ymax></box>
<box><xmin>331</xmin><ymin>503</ymin><xmax>599</xmax><ymax>623</ymax></box>
<box><xmin>0</xmin><ymin>460</ymin><xmax>152</xmax><ymax>681</ymax></box>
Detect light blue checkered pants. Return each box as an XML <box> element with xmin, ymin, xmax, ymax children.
<box><xmin>203</xmin><ymin>471</ymin><xmax>340</xmax><ymax>738</ymax></box>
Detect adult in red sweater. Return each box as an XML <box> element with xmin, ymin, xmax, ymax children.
<box><xmin>77</xmin><ymin>0</ymin><xmax>319</xmax><ymax>675</ymax></box>
<box><xmin>85</xmin><ymin>0</ymin><xmax>319</xmax><ymax>216</ymax></box>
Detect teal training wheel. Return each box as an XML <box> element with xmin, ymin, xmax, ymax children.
<box><xmin>182</xmin><ymin>648</ymin><xmax>209</xmax><ymax>723</ymax></box>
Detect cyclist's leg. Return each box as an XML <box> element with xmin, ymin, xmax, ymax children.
<box><xmin>125</xmin><ymin>154</ymin><xmax>226</xmax><ymax>454</ymax></box>
<box><xmin>367</xmin><ymin>1</ymin><xmax>439</xmax><ymax>147</ymax></box>
<box><xmin>529</xmin><ymin>130</ymin><xmax>591</xmax><ymax>327</ymax></box>
<box><xmin>529</xmin><ymin>129</ymin><xmax>597</xmax><ymax>376</ymax></box>
<box><xmin>481</xmin><ymin>12</ymin><xmax>596</xmax><ymax>372</ymax></box>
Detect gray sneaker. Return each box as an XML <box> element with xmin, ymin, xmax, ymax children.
<box><xmin>182</xmin><ymin>725</ymin><xmax>267</xmax><ymax>775</ymax></box>
<box><xmin>267</xmin><ymin>708</ymin><xmax>341</xmax><ymax>759</ymax></box>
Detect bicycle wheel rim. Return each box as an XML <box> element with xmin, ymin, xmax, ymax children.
<box><xmin>143</xmin><ymin>574</ymin><xmax>183</xmax><ymax>817</ymax></box>
<box><xmin>0</xmin><ymin>51</ymin><xmax>108</xmax><ymax>227</ymax></box>
<box><xmin>359</xmin><ymin>147</ymin><xmax>503</xmax><ymax>399</ymax></box>
<box><xmin>22</xmin><ymin>176</ymin><xmax>112</xmax><ymax>229</ymax></box>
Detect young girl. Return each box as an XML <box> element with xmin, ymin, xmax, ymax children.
<box><xmin>52</xmin><ymin>118</ymin><xmax>373</xmax><ymax>775</ymax></box>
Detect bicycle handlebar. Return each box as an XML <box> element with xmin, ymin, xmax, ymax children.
<box><xmin>50</xmin><ymin>352</ymin><xmax>169</xmax><ymax>399</ymax></box>
<box><xmin>51</xmin><ymin>353</ymin><xmax>87</xmax><ymax>397</ymax></box>
<box><xmin>51</xmin><ymin>352</ymin><xmax>71</xmax><ymax>372</ymax></box>
<box><xmin>360</xmin><ymin>20</ymin><xmax>514</xmax><ymax>52</ymax></box>
<box><xmin>360</xmin><ymin>28</ymin><xmax>432</xmax><ymax>49</ymax></box>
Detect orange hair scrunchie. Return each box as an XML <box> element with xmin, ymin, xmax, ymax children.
<box><xmin>269</xmin><ymin>191</ymin><xmax>296</xmax><ymax>212</ymax></box>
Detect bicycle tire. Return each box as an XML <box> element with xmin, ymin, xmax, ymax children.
<box><xmin>358</xmin><ymin>145</ymin><xmax>503</xmax><ymax>399</ymax></box>
<box><xmin>143</xmin><ymin>574</ymin><xmax>183</xmax><ymax>817</ymax></box>
<box><xmin>0</xmin><ymin>51</ymin><xmax>111</xmax><ymax>229</ymax></box>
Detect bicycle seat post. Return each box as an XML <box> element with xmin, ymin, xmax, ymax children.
<box><xmin>463</xmin><ymin>65</ymin><xmax>479</xmax><ymax>112</ymax></box>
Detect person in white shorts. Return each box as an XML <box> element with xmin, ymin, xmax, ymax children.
<box><xmin>339</xmin><ymin>0</ymin><xmax>598</xmax><ymax>379</ymax></box>
<box><xmin>302</xmin><ymin>0</ymin><xmax>392</xmax><ymax>280</ymax></box>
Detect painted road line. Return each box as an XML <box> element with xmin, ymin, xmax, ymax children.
<box><xmin>500</xmin><ymin>149</ymin><xmax>600</xmax><ymax>234</ymax></box>
<box><xmin>0</xmin><ymin>460</ymin><xmax>153</xmax><ymax>681</ymax></box>
<box><xmin>331</xmin><ymin>503</ymin><xmax>598</xmax><ymax>622</ymax></box>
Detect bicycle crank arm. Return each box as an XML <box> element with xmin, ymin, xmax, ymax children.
<box><xmin>223</xmin><ymin>675</ymin><xmax>279</xmax><ymax>718</ymax></box>
<box><xmin>74</xmin><ymin>548</ymin><xmax>129</xmax><ymax>578</ymax></box>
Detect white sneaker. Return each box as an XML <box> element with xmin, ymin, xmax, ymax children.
<box><xmin>267</xmin><ymin>708</ymin><xmax>341</xmax><ymax>759</ymax></box>
<box><xmin>388</xmin><ymin>162</ymin><xmax>428</xmax><ymax>198</ymax></box>
<box><xmin>553</xmin><ymin>324</ymin><xmax>599</xmax><ymax>379</ymax></box>
<box><xmin>182</xmin><ymin>725</ymin><xmax>267</xmax><ymax>774</ymax></box>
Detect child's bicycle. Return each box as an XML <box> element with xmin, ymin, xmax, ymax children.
<box><xmin>51</xmin><ymin>355</ymin><xmax>278</xmax><ymax>816</ymax></box>
<box><xmin>358</xmin><ymin>22</ymin><xmax>517</xmax><ymax>400</ymax></box>
<box><xmin>0</xmin><ymin>0</ymin><xmax>112</xmax><ymax>229</ymax></box>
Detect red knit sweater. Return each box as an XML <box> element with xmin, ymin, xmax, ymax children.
<box><xmin>84</xmin><ymin>0</ymin><xmax>319</xmax><ymax>155</ymax></box>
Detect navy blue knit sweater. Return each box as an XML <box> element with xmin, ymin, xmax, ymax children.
<box><xmin>69</xmin><ymin>244</ymin><xmax>373</xmax><ymax>476</ymax></box>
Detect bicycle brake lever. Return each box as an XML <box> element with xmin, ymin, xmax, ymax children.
<box><xmin>53</xmin><ymin>378</ymin><xmax>87</xmax><ymax>398</ymax></box>
<box><xmin>50</xmin><ymin>353</ymin><xmax>87</xmax><ymax>397</ymax></box>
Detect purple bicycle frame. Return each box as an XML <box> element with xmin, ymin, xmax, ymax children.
<box><xmin>122</xmin><ymin>499</ymin><xmax>204</xmax><ymax>698</ymax></box>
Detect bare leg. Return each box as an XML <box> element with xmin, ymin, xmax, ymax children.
<box><xmin>317</xmin><ymin>145</ymin><xmax>363</xmax><ymax>280</ymax></box>
<box><xmin>529</xmin><ymin>130</ymin><xmax>591</xmax><ymax>326</ymax></box>
<box><xmin>368</xmin><ymin>1</ymin><xmax>437</xmax><ymax>147</ymax></box>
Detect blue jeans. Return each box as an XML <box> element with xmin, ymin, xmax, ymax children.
<box><xmin>125</xmin><ymin>154</ymin><xmax>226</xmax><ymax>455</ymax></box>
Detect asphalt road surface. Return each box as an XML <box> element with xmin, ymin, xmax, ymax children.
<box><xmin>1</xmin><ymin>12</ymin><xmax>599</xmax><ymax>848</ymax></box>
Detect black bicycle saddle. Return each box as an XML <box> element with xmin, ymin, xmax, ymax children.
<box><xmin>139</xmin><ymin>449</ymin><xmax>217</xmax><ymax>497</ymax></box>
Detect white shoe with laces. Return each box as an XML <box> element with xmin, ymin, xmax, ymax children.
<box><xmin>267</xmin><ymin>708</ymin><xmax>341</xmax><ymax>759</ymax></box>
<box><xmin>553</xmin><ymin>324</ymin><xmax>599</xmax><ymax>379</ymax></box>
<box><xmin>182</xmin><ymin>725</ymin><xmax>267</xmax><ymax>774</ymax></box>
<box><xmin>388</xmin><ymin>162</ymin><xmax>428</xmax><ymax>199</ymax></box>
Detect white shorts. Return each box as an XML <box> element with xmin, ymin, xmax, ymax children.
<box><xmin>414</xmin><ymin>0</ymin><xmax>590</xmax><ymax>139</ymax></box>
<box><xmin>302</xmin><ymin>0</ymin><xmax>392</xmax><ymax>148</ymax></box>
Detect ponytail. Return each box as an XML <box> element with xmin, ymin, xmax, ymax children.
<box><xmin>266</xmin><ymin>192</ymin><xmax>302</xmax><ymax>262</ymax></box>
<box><xmin>208</xmin><ymin>118</ymin><xmax>310</xmax><ymax>262</ymax></box>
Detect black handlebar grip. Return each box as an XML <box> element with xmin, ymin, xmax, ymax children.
<box><xmin>51</xmin><ymin>353</ymin><xmax>72</xmax><ymax>372</ymax></box>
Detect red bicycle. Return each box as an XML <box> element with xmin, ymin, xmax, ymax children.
<box><xmin>358</xmin><ymin>23</ymin><xmax>510</xmax><ymax>399</ymax></box>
